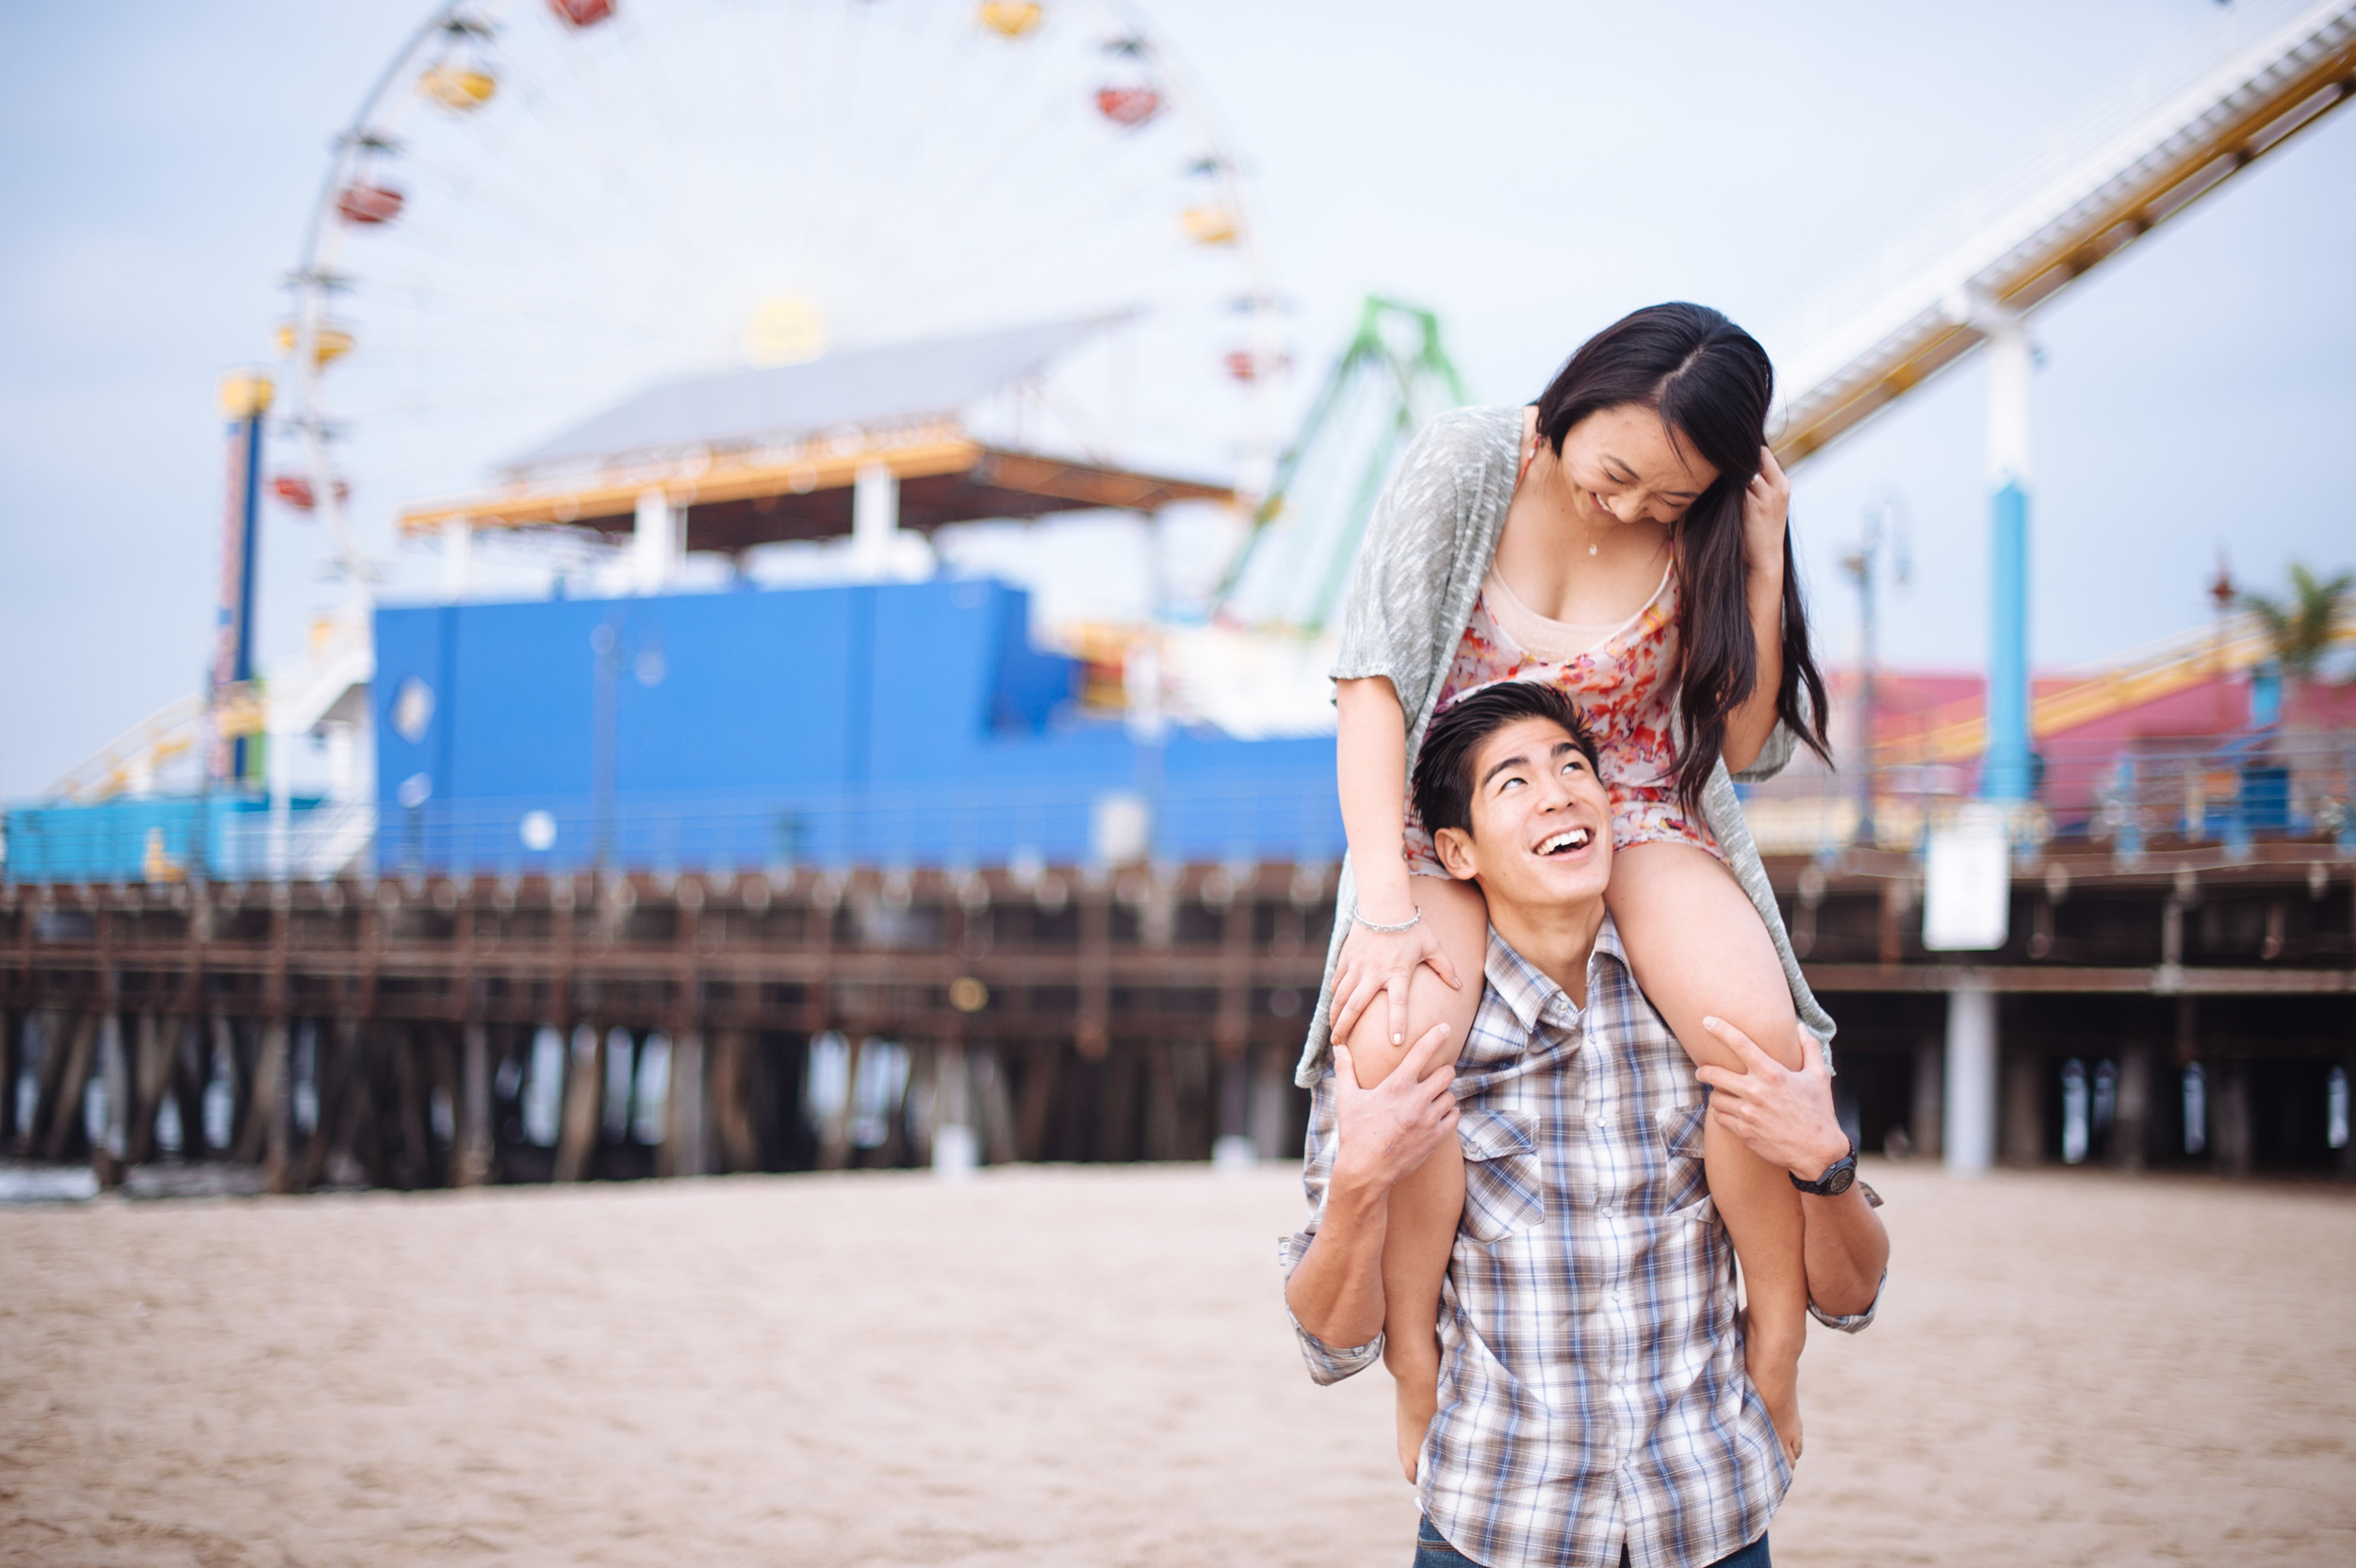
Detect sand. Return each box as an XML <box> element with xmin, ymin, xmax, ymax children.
<box><xmin>1</xmin><ymin>1162</ymin><xmax>2351</xmax><ymax>1567</ymax></box>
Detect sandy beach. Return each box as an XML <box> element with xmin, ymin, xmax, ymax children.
<box><xmin>3</xmin><ymin>1161</ymin><xmax>2351</xmax><ymax>1567</ymax></box>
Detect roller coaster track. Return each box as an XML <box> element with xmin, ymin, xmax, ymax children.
<box><xmin>1773</xmin><ymin>0</ymin><xmax>2356</xmax><ymax>465</ymax></box>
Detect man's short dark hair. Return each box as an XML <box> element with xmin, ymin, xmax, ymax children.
<box><xmin>1412</xmin><ymin>680</ymin><xmax>1601</xmax><ymax>839</ymax></box>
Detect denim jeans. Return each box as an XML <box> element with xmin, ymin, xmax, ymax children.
<box><xmin>1413</xmin><ymin>1516</ymin><xmax>1770</xmax><ymax>1568</ymax></box>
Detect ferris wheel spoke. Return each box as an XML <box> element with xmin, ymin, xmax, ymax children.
<box><xmin>286</xmin><ymin>0</ymin><xmax>1274</xmax><ymax>562</ymax></box>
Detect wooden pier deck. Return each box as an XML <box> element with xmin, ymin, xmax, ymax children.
<box><xmin>4</xmin><ymin>841</ymin><xmax>2350</xmax><ymax>1191</ymax></box>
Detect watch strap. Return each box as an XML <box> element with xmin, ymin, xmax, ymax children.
<box><xmin>1789</xmin><ymin>1142</ymin><xmax>1858</xmax><ymax>1196</ymax></box>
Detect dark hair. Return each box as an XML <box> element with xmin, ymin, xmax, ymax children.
<box><xmin>1413</xmin><ymin>679</ymin><xmax>1600</xmax><ymax>840</ymax></box>
<box><xmin>1532</xmin><ymin>302</ymin><xmax>1831</xmax><ymax>808</ymax></box>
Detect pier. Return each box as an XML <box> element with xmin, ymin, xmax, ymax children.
<box><xmin>7</xmin><ymin>838</ymin><xmax>2350</xmax><ymax>1192</ymax></box>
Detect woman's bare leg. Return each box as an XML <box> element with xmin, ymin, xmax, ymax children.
<box><xmin>1607</xmin><ymin>841</ymin><xmax>1811</xmax><ymax>1462</ymax></box>
<box><xmin>1338</xmin><ymin>873</ymin><xmax>1488</xmax><ymax>1483</ymax></box>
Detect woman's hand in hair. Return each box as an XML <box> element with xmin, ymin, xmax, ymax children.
<box><xmin>1721</xmin><ymin>444</ymin><xmax>1792</xmax><ymax>773</ymax></box>
<box><xmin>1330</xmin><ymin>917</ymin><xmax>1464</xmax><ymax>1052</ymax></box>
<box><xmin>1739</xmin><ymin>444</ymin><xmax>1791</xmax><ymax>600</ymax></box>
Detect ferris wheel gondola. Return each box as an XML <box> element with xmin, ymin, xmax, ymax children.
<box><xmin>276</xmin><ymin>0</ymin><xmax>1284</xmax><ymax>595</ymax></box>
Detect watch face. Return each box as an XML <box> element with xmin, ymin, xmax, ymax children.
<box><xmin>1822</xmin><ymin>1162</ymin><xmax>1857</xmax><ymax>1196</ymax></box>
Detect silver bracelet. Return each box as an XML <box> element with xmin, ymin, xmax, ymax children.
<box><xmin>1351</xmin><ymin>905</ymin><xmax>1422</xmax><ymax>934</ymax></box>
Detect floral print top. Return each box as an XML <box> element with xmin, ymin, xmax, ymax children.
<box><xmin>1402</xmin><ymin>559</ymin><xmax>1721</xmax><ymax>874</ymax></box>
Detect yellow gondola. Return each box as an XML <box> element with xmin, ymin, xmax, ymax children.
<box><xmin>274</xmin><ymin>323</ymin><xmax>356</xmax><ymax>366</ymax></box>
<box><xmin>1181</xmin><ymin>204</ymin><xmax>1239</xmax><ymax>246</ymax></box>
<box><xmin>976</xmin><ymin>2</ymin><xmax>1044</xmax><ymax>40</ymax></box>
<box><xmin>418</xmin><ymin>64</ymin><xmax>499</xmax><ymax>110</ymax></box>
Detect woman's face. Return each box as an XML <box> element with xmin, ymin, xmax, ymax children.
<box><xmin>1554</xmin><ymin>404</ymin><xmax>1720</xmax><ymax>530</ymax></box>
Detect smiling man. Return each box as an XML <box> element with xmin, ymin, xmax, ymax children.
<box><xmin>1281</xmin><ymin>679</ymin><xmax>1888</xmax><ymax>1568</ymax></box>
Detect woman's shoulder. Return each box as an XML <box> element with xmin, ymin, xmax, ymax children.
<box><xmin>1410</xmin><ymin>404</ymin><xmax>1523</xmax><ymax>467</ymax></box>
<box><xmin>1379</xmin><ymin>405</ymin><xmax>1523</xmax><ymax>531</ymax></box>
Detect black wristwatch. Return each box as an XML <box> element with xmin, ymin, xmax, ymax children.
<box><xmin>1789</xmin><ymin>1142</ymin><xmax>1858</xmax><ymax>1197</ymax></box>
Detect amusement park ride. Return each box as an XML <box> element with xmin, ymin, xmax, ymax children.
<box><xmin>5</xmin><ymin>0</ymin><xmax>2354</xmax><ymax>1193</ymax></box>
<box><xmin>37</xmin><ymin>0</ymin><xmax>2356</xmax><ymax>821</ymax></box>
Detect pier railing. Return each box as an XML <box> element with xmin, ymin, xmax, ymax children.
<box><xmin>1738</xmin><ymin>727</ymin><xmax>2356</xmax><ymax>858</ymax></box>
<box><xmin>6</xmin><ymin>729</ymin><xmax>2349</xmax><ymax>886</ymax></box>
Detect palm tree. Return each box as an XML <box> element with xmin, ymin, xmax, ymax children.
<box><xmin>2240</xmin><ymin>563</ymin><xmax>2352</xmax><ymax>687</ymax></box>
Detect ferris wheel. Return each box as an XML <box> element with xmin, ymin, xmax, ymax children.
<box><xmin>276</xmin><ymin>0</ymin><xmax>1283</xmax><ymax>589</ymax></box>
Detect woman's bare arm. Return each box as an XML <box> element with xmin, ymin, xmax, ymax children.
<box><xmin>1336</xmin><ymin>678</ymin><xmax>1417</xmax><ymax>923</ymax></box>
<box><xmin>1331</xmin><ymin>677</ymin><xmax>1462</xmax><ymax>1048</ymax></box>
<box><xmin>1722</xmin><ymin>445</ymin><xmax>1790</xmax><ymax>774</ymax></box>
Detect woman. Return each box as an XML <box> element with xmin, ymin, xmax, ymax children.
<box><xmin>1306</xmin><ymin>302</ymin><xmax>1838</xmax><ymax>1479</ymax></box>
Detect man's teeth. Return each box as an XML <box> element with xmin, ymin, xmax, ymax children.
<box><xmin>1539</xmin><ymin>828</ymin><xmax>1593</xmax><ymax>856</ymax></box>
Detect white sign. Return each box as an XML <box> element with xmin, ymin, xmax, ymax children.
<box><xmin>1091</xmin><ymin>792</ymin><xmax>1152</xmax><ymax>866</ymax></box>
<box><xmin>1922</xmin><ymin>804</ymin><xmax>2012</xmax><ymax>951</ymax></box>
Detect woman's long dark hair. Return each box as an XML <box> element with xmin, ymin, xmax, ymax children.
<box><xmin>1532</xmin><ymin>302</ymin><xmax>1831</xmax><ymax>808</ymax></box>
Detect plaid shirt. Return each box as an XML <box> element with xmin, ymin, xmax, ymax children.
<box><xmin>1281</xmin><ymin>916</ymin><xmax>1878</xmax><ymax>1568</ymax></box>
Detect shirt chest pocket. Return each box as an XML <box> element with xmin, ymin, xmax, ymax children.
<box><xmin>1458</xmin><ymin>1106</ymin><xmax>1545</xmax><ymax>1244</ymax></box>
<box><xmin>1656</xmin><ymin>1096</ymin><xmax>1710</xmax><ymax>1216</ymax></box>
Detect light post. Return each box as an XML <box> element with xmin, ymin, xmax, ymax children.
<box><xmin>1841</xmin><ymin>490</ymin><xmax>1906</xmax><ymax>848</ymax></box>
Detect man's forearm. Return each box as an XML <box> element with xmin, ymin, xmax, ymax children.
<box><xmin>1801</xmin><ymin>1185</ymin><xmax>1888</xmax><ymax>1318</ymax></box>
<box><xmin>1284</xmin><ymin>1176</ymin><xmax>1392</xmax><ymax>1349</ymax></box>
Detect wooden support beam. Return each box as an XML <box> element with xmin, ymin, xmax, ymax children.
<box><xmin>425</xmin><ymin>1026</ymin><xmax>463</xmax><ymax>1188</ymax></box>
<box><xmin>93</xmin><ymin>1013</ymin><xmax>130</xmax><ymax>1188</ymax></box>
<box><xmin>41</xmin><ymin>1011</ymin><xmax>98</xmax><ymax>1163</ymax></box>
<box><xmin>455</xmin><ymin>1021</ymin><xmax>494</xmax><ymax>1186</ymax></box>
<box><xmin>714</xmin><ymin>1030</ymin><xmax>760</xmax><ymax>1173</ymax></box>
<box><xmin>1077</xmin><ymin>887</ymin><xmax>1110</xmax><ymax>1062</ymax></box>
<box><xmin>1098</xmin><ymin>1041</ymin><xmax>1138</xmax><ymax>1162</ymax></box>
<box><xmin>552</xmin><ymin>1024</ymin><xmax>603</xmax><ymax>1183</ymax></box>
<box><xmin>0</xmin><ymin>1009</ymin><xmax>20</xmax><ymax>1147</ymax></box>
<box><xmin>259</xmin><ymin>1020</ymin><xmax>294</xmax><ymax>1194</ymax></box>
<box><xmin>391</xmin><ymin>1022</ymin><xmax>431</xmax><ymax>1190</ymax></box>
<box><xmin>165</xmin><ymin>1021</ymin><xmax>204</xmax><ymax>1153</ymax></box>
<box><xmin>294</xmin><ymin>1020</ymin><xmax>358</xmax><ymax>1193</ymax></box>
<box><xmin>1214</xmin><ymin>886</ymin><xmax>1253</xmax><ymax>1060</ymax></box>
<box><xmin>226</xmin><ymin>1017</ymin><xmax>266</xmax><ymax>1166</ymax></box>
<box><xmin>125</xmin><ymin>1012</ymin><xmax>175</xmax><ymax>1167</ymax></box>
<box><xmin>659</xmin><ymin>1030</ymin><xmax>708</xmax><ymax>1179</ymax></box>
<box><xmin>973</xmin><ymin>1044</ymin><xmax>1018</xmax><ymax>1165</ymax></box>
<box><xmin>350</xmin><ymin>1024</ymin><xmax>392</xmax><ymax>1188</ymax></box>
<box><xmin>1015</xmin><ymin>1038</ymin><xmax>1060</xmax><ymax>1162</ymax></box>
<box><xmin>25</xmin><ymin>1011</ymin><xmax>80</xmax><ymax>1158</ymax></box>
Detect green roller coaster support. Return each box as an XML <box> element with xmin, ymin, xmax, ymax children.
<box><xmin>1215</xmin><ymin>296</ymin><xmax>1469</xmax><ymax>633</ymax></box>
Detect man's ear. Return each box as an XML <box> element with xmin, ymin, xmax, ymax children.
<box><xmin>1432</xmin><ymin>825</ymin><xmax>1480</xmax><ymax>882</ymax></box>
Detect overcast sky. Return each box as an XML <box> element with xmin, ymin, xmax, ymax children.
<box><xmin>3</xmin><ymin>0</ymin><xmax>2350</xmax><ymax>797</ymax></box>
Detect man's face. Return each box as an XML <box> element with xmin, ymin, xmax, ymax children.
<box><xmin>1432</xmin><ymin>715</ymin><xmax>1612</xmax><ymax>916</ymax></box>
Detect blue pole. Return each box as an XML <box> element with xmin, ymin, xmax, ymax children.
<box><xmin>1980</xmin><ymin>318</ymin><xmax>2037</xmax><ymax>803</ymax></box>
<box><xmin>231</xmin><ymin>407</ymin><xmax>266</xmax><ymax>782</ymax></box>
<box><xmin>1983</xmin><ymin>479</ymin><xmax>2035</xmax><ymax>799</ymax></box>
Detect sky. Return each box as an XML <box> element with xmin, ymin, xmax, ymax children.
<box><xmin>2</xmin><ymin>0</ymin><xmax>2351</xmax><ymax>797</ymax></box>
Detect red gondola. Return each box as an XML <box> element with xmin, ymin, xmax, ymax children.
<box><xmin>549</xmin><ymin>0</ymin><xmax>615</xmax><ymax>25</ymax></box>
<box><xmin>335</xmin><ymin>183</ymin><xmax>406</xmax><ymax>225</ymax></box>
<box><xmin>1094</xmin><ymin>86</ymin><xmax>1162</xmax><ymax>127</ymax></box>
<box><xmin>270</xmin><ymin>473</ymin><xmax>351</xmax><ymax>511</ymax></box>
<box><xmin>1224</xmin><ymin>349</ymin><xmax>1288</xmax><ymax>384</ymax></box>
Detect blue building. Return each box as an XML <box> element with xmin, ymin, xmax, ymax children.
<box><xmin>371</xmin><ymin>577</ymin><xmax>1341</xmax><ymax>875</ymax></box>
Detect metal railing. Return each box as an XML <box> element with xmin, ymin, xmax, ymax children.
<box><xmin>10</xmin><ymin>730</ymin><xmax>2347</xmax><ymax>884</ymax></box>
<box><xmin>1740</xmin><ymin>728</ymin><xmax>2356</xmax><ymax>857</ymax></box>
<box><xmin>2</xmin><ymin>777</ymin><xmax>1345</xmax><ymax>884</ymax></box>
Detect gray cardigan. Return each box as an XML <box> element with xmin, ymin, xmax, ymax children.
<box><xmin>1295</xmin><ymin>405</ymin><xmax>1836</xmax><ymax>1086</ymax></box>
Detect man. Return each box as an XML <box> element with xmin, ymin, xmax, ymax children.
<box><xmin>1283</xmin><ymin>681</ymin><xmax>1889</xmax><ymax>1568</ymax></box>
